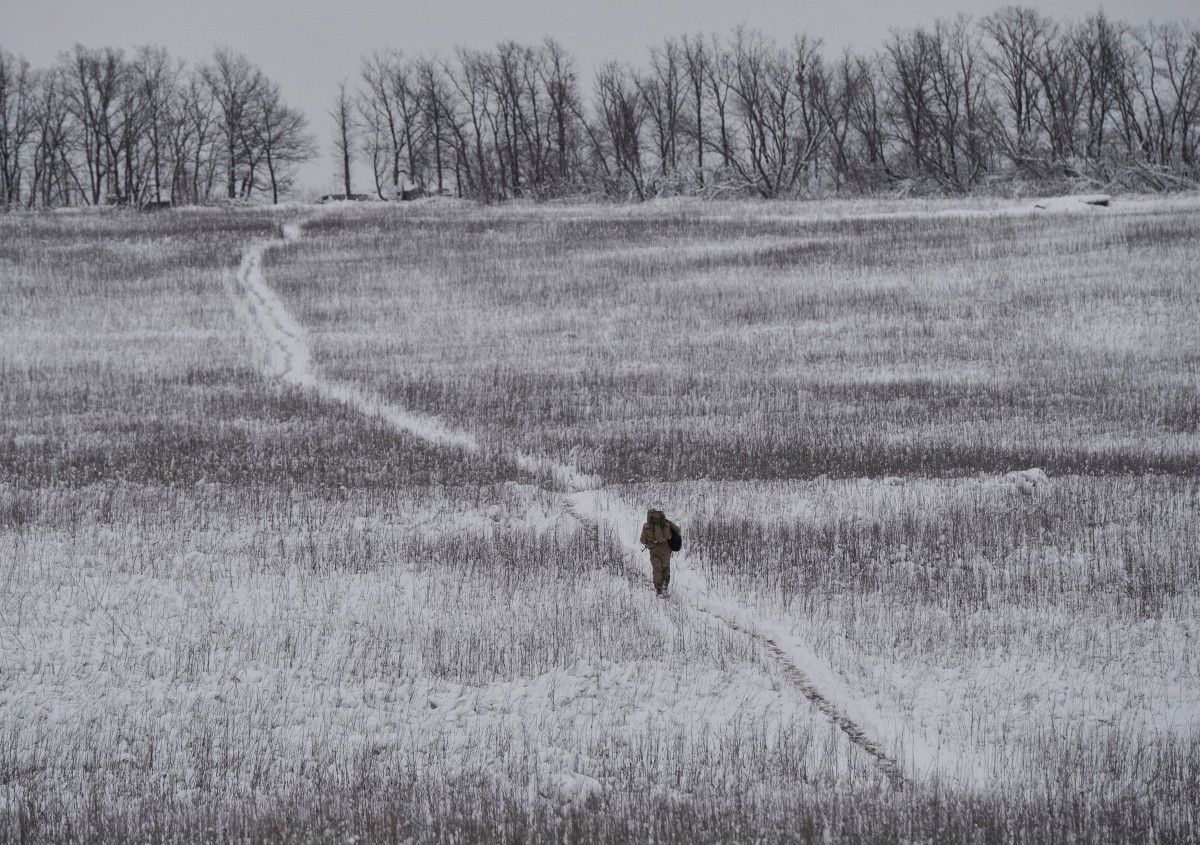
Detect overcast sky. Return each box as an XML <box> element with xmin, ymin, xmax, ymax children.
<box><xmin>2</xmin><ymin>0</ymin><xmax>1195</xmax><ymax>193</ymax></box>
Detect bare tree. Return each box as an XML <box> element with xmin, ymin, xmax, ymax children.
<box><xmin>0</xmin><ymin>50</ymin><xmax>35</xmax><ymax>204</ymax></box>
<box><xmin>681</xmin><ymin>35</ymin><xmax>709</xmax><ymax>184</ymax></box>
<box><xmin>541</xmin><ymin>38</ymin><xmax>582</xmax><ymax>191</ymax></box>
<box><xmin>637</xmin><ymin>39</ymin><xmax>686</xmax><ymax>180</ymax></box>
<box><xmin>360</xmin><ymin>50</ymin><xmax>424</xmax><ymax>198</ymax></box>
<box><xmin>27</xmin><ymin>66</ymin><xmax>75</xmax><ymax>206</ymax></box>
<box><xmin>445</xmin><ymin>48</ymin><xmax>497</xmax><ymax>200</ymax></box>
<box><xmin>1074</xmin><ymin>13</ymin><xmax>1125</xmax><ymax>165</ymax></box>
<box><xmin>179</xmin><ymin>71</ymin><xmax>219</xmax><ymax>203</ymax></box>
<box><xmin>485</xmin><ymin>42</ymin><xmax>528</xmax><ymax>196</ymax></box>
<box><xmin>331</xmin><ymin>81</ymin><xmax>355</xmax><ymax>195</ymax></box>
<box><xmin>130</xmin><ymin>46</ymin><xmax>179</xmax><ymax>204</ymax></box>
<box><xmin>725</xmin><ymin>29</ymin><xmax>827</xmax><ymax>197</ymax></box>
<box><xmin>595</xmin><ymin>61</ymin><xmax>647</xmax><ymax>199</ymax></box>
<box><xmin>416</xmin><ymin>58</ymin><xmax>452</xmax><ymax>195</ymax></box>
<box><xmin>815</xmin><ymin>51</ymin><xmax>857</xmax><ymax>189</ymax></box>
<box><xmin>1125</xmin><ymin>23</ymin><xmax>1200</xmax><ymax>179</ymax></box>
<box><xmin>704</xmin><ymin>34</ymin><xmax>737</xmax><ymax>170</ymax></box>
<box><xmin>201</xmin><ymin>48</ymin><xmax>263</xmax><ymax>199</ymax></box>
<box><xmin>928</xmin><ymin>18</ymin><xmax>991</xmax><ymax>189</ymax></box>
<box><xmin>847</xmin><ymin>55</ymin><xmax>889</xmax><ymax>177</ymax></box>
<box><xmin>253</xmin><ymin>80</ymin><xmax>312</xmax><ymax>204</ymax></box>
<box><xmin>982</xmin><ymin>7</ymin><xmax>1054</xmax><ymax>167</ymax></box>
<box><xmin>1031</xmin><ymin>25</ymin><xmax>1085</xmax><ymax>167</ymax></box>
<box><xmin>60</xmin><ymin>46</ymin><xmax>124</xmax><ymax>204</ymax></box>
<box><xmin>789</xmin><ymin>35</ymin><xmax>834</xmax><ymax>192</ymax></box>
<box><xmin>883</xmin><ymin>27</ymin><xmax>938</xmax><ymax>182</ymax></box>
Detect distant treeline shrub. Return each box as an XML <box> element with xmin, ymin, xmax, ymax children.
<box><xmin>343</xmin><ymin>12</ymin><xmax>1200</xmax><ymax>200</ymax></box>
<box><xmin>3</xmin><ymin>9</ymin><xmax>1199</xmax><ymax>206</ymax></box>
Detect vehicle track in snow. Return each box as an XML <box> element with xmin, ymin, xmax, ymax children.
<box><xmin>233</xmin><ymin>217</ymin><xmax>908</xmax><ymax>788</ymax></box>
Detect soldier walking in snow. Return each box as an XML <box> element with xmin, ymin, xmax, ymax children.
<box><xmin>639</xmin><ymin>508</ymin><xmax>681</xmax><ymax>596</ymax></box>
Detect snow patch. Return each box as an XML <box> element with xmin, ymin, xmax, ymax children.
<box><xmin>1033</xmin><ymin>194</ymin><xmax>1112</xmax><ymax>212</ymax></box>
<box><xmin>566</xmin><ymin>487</ymin><xmax>916</xmax><ymax>784</ymax></box>
<box><xmin>235</xmin><ymin>222</ymin><xmax>599</xmax><ymax>489</ymax></box>
<box><xmin>1003</xmin><ymin>467</ymin><xmax>1050</xmax><ymax>497</ymax></box>
<box><xmin>232</xmin><ymin>215</ymin><xmax>928</xmax><ymax>786</ymax></box>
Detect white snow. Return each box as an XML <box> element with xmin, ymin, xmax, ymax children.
<box><xmin>236</xmin><ymin>228</ymin><xmax>599</xmax><ymax>486</ymax></box>
<box><xmin>0</xmin><ymin>551</ymin><xmax>855</xmax><ymax>816</ymax></box>
<box><xmin>1033</xmin><ymin>194</ymin><xmax>1112</xmax><ymax>212</ymax></box>
<box><xmin>624</xmin><ymin>476</ymin><xmax>1200</xmax><ymax>790</ymax></box>
<box><xmin>230</xmin><ymin>219</ymin><xmax>924</xmax><ymax>784</ymax></box>
<box><xmin>1003</xmin><ymin>467</ymin><xmax>1050</xmax><ymax>497</ymax></box>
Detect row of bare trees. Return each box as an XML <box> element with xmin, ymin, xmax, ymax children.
<box><xmin>0</xmin><ymin>45</ymin><xmax>312</xmax><ymax>207</ymax></box>
<box><xmin>4</xmin><ymin>8</ymin><xmax>1196</xmax><ymax>206</ymax></box>
<box><xmin>344</xmin><ymin>9</ymin><xmax>1200</xmax><ymax>200</ymax></box>
<box><xmin>339</xmin><ymin>39</ymin><xmax>589</xmax><ymax>201</ymax></box>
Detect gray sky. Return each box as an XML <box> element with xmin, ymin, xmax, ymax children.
<box><xmin>2</xmin><ymin>0</ymin><xmax>1195</xmax><ymax>193</ymax></box>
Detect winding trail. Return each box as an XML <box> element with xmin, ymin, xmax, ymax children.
<box><xmin>234</xmin><ymin>217</ymin><xmax>910</xmax><ymax>787</ymax></box>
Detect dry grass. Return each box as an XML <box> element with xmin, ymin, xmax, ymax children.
<box><xmin>276</xmin><ymin>198</ymin><xmax>1200</xmax><ymax>481</ymax></box>
<box><xmin>2</xmin><ymin>197</ymin><xmax>1199</xmax><ymax>842</ymax></box>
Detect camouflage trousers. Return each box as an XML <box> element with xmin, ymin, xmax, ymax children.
<box><xmin>649</xmin><ymin>546</ymin><xmax>672</xmax><ymax>594</ymax></box>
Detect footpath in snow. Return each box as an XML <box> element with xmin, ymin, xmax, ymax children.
<box><xmin>233</xmin><ymin>216</ymin><xmax>936</xmax><ymax>787</ymax></box>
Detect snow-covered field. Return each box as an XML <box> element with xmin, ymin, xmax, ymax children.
<box><xmin>2</xmin><ymin>196</ymin><xmax>1199</xmax><ymax>842</ymax></box>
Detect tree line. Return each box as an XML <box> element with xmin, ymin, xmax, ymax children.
<box><xmin>0</xmin><ymin>46</ymin><xmax>312</xmax><ymax>208</ymax></box>
<box><xmin>3</xmin><ymin>8</ymin><xmax>1198</xmax><ymax>207</ymax></box>
<box><xmin>340</xmin><ymin>9</ymin><xmax>1199</xmax><ymax>201</ymax></box>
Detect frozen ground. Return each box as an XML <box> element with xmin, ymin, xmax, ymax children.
<box><xmin>2</xmin><ymin>196</ymin><xmax>1199</xmax><ymax>841</ymax></box>
<box><xmin>238</xmin><ymin>219</ymin><xmax>909</xmax><ymax>783</ymax></box>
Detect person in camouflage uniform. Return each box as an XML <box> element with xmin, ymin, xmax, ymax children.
<box><xmin>639</xmin><ymin>508</ymin><xmax>679</xmax><ymax>595</ymax></box>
